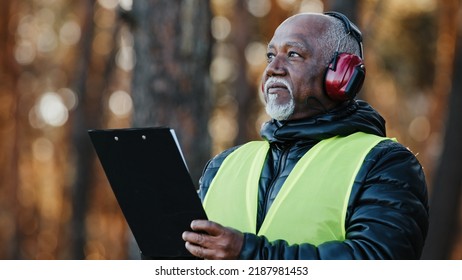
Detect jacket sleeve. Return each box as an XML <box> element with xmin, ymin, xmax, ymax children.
<box><xmin>237</xmin><ymin>140</ymin><xmax>429</xmax><ymax>259</ymax></box>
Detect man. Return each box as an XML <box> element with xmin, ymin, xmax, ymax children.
<box><xmin>182</xmin><ymin>12</ymin><xmax>429</xmax><ymax>259</ymax></box>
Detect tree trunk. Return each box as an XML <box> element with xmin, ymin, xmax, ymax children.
<box><xmin>233</xmin><ymin>0</ymin><xmax>260</xmax><ymax>143</ymax></box>
<box><xmin>421</xmin><ymin>3</ymin><xmax>462</xmax><ymax>259</ymax></box>
<box><xmin>69</xmin><ymin>0</ymin><xmax>98</xmax><ymax>260</ymax></box>
<box><xmin>327</xmin><ymin>0</ymin><xmax>360</xmax><ymax>23</ymax></box>
<box><xmin>131</xmin><ymin>0</ymin><xmax>212</xmax><ymax>185</ymax></box>
<box><xmin>0</xmin><ymin>0</ymin><xmax>20</xmax><ymax>259</ymax></box>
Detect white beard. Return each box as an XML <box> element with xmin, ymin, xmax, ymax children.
<box><xmin>264</xmin><ymin>78</ymin><xmax>294</xmax><ymax>121</ymax></box>
<box><xmin>265</xmin><ymin>94</ymin><xmax>294</xmax><ymax>121</ymax></box>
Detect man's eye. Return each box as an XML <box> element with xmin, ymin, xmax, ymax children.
<box><xmin>266</xmin><ymin>52</ymin><xmax>275</xmax><ymax>62</ymax></box>
<box><xmin>288</xmin><ymin>51</ymin><xmax>301</xmax><ymax>58</ymax></box>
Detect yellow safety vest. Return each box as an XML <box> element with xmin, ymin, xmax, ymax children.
<box><xmin>203</xmin><ymin>132</ymin><xmax>390</xmax><ymax>246</ymax></box>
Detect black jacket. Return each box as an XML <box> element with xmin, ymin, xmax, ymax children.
<box><xmin>198</xmin><ymin>100</ymin><xmax>429</xmax><ymax>259</ymax></box>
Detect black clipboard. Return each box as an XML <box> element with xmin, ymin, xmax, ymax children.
<box><xmin>88</xmin><ymin>127</ymin><xmax>207</xmax><ymax>259</ymax></box>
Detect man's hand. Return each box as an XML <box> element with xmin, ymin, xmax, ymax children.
<box><xmin>182</xmin><ymin>220</ymin><xmax>244</xmax><ymax>260</ymax></box>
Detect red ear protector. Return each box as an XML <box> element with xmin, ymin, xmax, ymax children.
<box><xmin>324</xmin><ymin>12</ymin><xmax>366</xmax><ymax>102</ymax></box>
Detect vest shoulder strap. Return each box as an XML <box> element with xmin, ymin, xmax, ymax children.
<box><xmin>203</xmin><ymin>141</ymin><xmax>269</xmax><ymax>233</ymax></box>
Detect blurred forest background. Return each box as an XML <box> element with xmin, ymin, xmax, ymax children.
<box><xmin>0</xmin><ymin>0</ymin><xmax>461</xmax><ymax>259</ymax></box>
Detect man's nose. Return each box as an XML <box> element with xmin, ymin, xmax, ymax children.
<box><xmin>265</xmin><ymin>55</ymin><xmax>287</xmax><ymax>77</ymax></box>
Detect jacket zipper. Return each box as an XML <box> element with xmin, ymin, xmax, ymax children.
<box><xmin>259</xmin><ymin>144</ymin><xmax>292</xmax><ymax>228</ymax></box>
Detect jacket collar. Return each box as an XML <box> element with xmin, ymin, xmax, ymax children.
<box><xmin>260</xmin><ymin>100</ymin><xmax>386</xmax><ymax>144</ymax></box>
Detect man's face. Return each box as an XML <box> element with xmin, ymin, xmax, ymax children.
<box><xmin>262</xmin><ymin>14</ymin><xmax>334</xmax><ymax>121</ymax></box>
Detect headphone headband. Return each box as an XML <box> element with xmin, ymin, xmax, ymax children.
<box><xmin>324</xmin><ymin>11</ymin><xmax>364</xmax><ymax>58</ymax></box>
<box><xmin>323</xmin><ymin>11</ymin><xmax>366</xmax><ymax>102</ymax></box>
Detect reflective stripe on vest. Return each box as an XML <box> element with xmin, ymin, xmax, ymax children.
<box><xmin>203</xmin><ymin>132</ymin><xmax>390</xmax><ymax>246</ymax></box>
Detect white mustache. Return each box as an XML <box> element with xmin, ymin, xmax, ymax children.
<box><xmin>264</xmin><ymin>77</ymin><xmax>292</xmax><ymax>96</ymax></box>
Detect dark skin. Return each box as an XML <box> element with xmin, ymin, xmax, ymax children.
<box><xmin>262</xmin><ymin>13</ymin><xmax>339</xmax><ymax>119</ymax></box>
<box><xmin>182</xmin><ymin>13</ymin><xmax>341</xmax><ymax>260</ymax></box>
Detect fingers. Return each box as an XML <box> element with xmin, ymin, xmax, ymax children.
<box><xmin>190</xmin><ymin>220</ymin><xmax>223</xmax><ymax>236</ymax></box>
<box><xmin>181</xmin><ymin>220</ymin><xmax>225</xmax><ymax>259</ymax></box>
<box><xmin>182</xmin><ymin>220</ymin><xmax>244</xmax><ymax>260</ymax></box>
<box><xmin>182</xmin><ymin>230</ymin><xmax>207</xmax><ymax>246</ymax></box>
<box><xmin>184</xmin><ymin>241</ymin><xmax>202</xmax><ymax>258</ymax></box>
<box><xmin>184</xmin><ymin>239</ymin><xmax>228</xmax><ymax>260</ymax></box>
<box><xmin>182</xmin><ymin>230</ymin><xmax>216</xmax><ymax>260</ymax></box>
<box><xmin>184</xmin><ymin>241</ymin><xmax>211</xmax><ymax>259</ymax></box>
<box><xmin>182</xmin><ymin>227</ymin><xmax>218</xmax><ymax>253</ymax></box>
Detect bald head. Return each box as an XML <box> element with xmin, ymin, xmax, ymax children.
<box><xmin>275</xmin><ymin>13</ymin><xmax>361</xmax><ymax>66</ymax></box>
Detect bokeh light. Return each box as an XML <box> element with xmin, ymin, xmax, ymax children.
<box><xmin>247</xmin><ymin>0</ymin><xmax>272</xmax><ymax>18</ymax></box>
<box><xmin>298</xmin><ymin>0</ymin><xmax>324</xmax><ymax>13</ymax></box>
<box><xmin>409</xmin><ymin>116</ymin><xmax>431</xmax><ymax>142</ymax></box>
<box><xmin>98</xmin><ymin>0</ymin><xmax>119</xmax><ymax>10</ymax></box>
<box><xmin>211</xmin><ymin>16</ymin><xmax>231</xmax><ymax>41</ymax></box>
<box><xmin>59</xmin><ymin>20</ymin><xmax>81</xmax><ymax>45</ymax></box>
<box><xmin>37</xmin><ymin>26</ymin><xmax>58</xmax><ymax>53</ymax></box>
<box><xmin>57</xmin><ymin>88</ymin><xmax>78</xmax><ymax>111</ymax></box>
<box><xmin>37</xmin><ymin>92</ymin><xmax>69</xmax><ymax>127</ymax></box>
<box><xmin>210</xmin><ymin>56</ymin><xmax>236</xmax><ymax>83</ymax></box>
<box><xmin>245</xmin><ymin>41</ymin><xmax>267</xmax><ymax>67</ymax></box>
<box><xmin>276</xmin><ymin>0</ymin><xmax>299</xmax><ymax>11</ymax></box>
<box><xmin>109</xmin><ymin>90</ymin><xmax>133</xmax><ymax>117</ymax></box>
<box><xmin>32</xmin><ymin>137</ymin><xmax>54</xmax><ymax>162</ymax></box>
<box><xmin>14</xmin><ymin>40</ymin><xmax>36</xmax><ymax>65</ymax></box>
<box><xmin>119</xmin><ymin>0</ymin><xmax>133</xmax><ymax>11</ymax></box>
